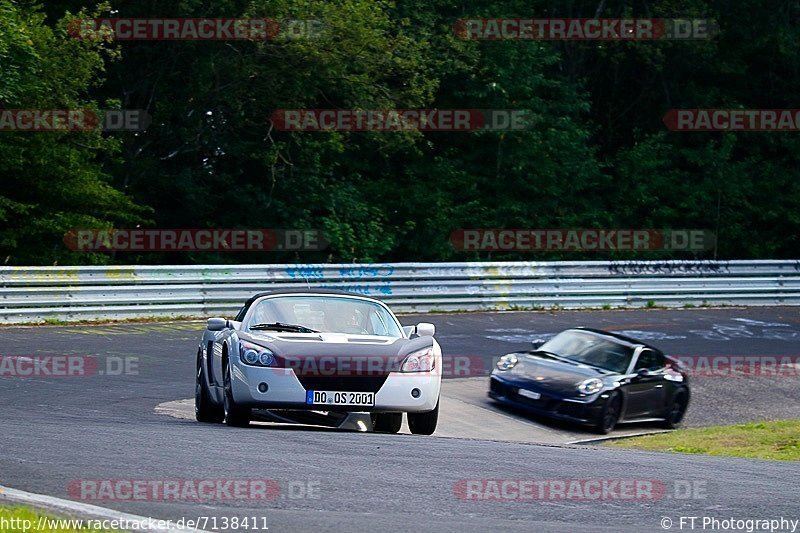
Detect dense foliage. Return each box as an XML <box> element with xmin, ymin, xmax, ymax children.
<box><xmin>1</xmin><ymin>0</ymin><xmax>798</xmax><ymax>265</ymax></box>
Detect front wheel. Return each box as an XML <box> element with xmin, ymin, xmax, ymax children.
<box><xmin>371</xmin><ymin>412</ymin><xmax>402</xmax><ymax>433</ymax></box>
<box><xmin>223</xmin><ymin>361</ymin><xmax>251</xmax><ymax>427</ymax></box>
<box><xmin>195</xmin><ymin>359</ymin><xmax>223</xmax><ymax>423</ymax></box>
<box><xmin>593</xmin><ymin>393</ymin><xmax>621</xmax><ymax>435</ymax></box>
<box><xmin>407</xmin><ymin>399</ymin><xmax>439</xmax><ymax>435</ymax></box>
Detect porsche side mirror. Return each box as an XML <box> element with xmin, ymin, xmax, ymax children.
<box><xmin>416</xmin><ymin>323</ymin><xmax>436</xmax><ymax>337</ymax></box>
<box><xmin>531</xmin><ymin>340</ymin><xmax>545</xmax><ymax>350</ymax></box>
<box><xmin>635</xmin><ymin>368</ymin><xmax>651</xmax><ymax>378</ymax></box>
<box><xmin>207</xmin><ymin>317</ymin><xmax>228</xmax><ymax>331</ymax></box>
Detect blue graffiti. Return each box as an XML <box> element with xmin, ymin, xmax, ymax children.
<box><xmin>285</xmin><ymin>266</ymin><xmax>325</xmax><ymax>279</ymax></box>
<box><xmin>338</xmin><ymin>266</ymin><xmax>395</xmax><ymax>278</ymax></box>
<box><xmin>321</xmin><ymin>284</ymin><xmax>393</xmax><ymax>296</ymax></box>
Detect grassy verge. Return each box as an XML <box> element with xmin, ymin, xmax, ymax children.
<box><xmin>607</xmin><ymin>420</ymin><xmax>800</xmax><ymax>461</ymax></box>
<box><xmin>0</xmin><ymin>504</ymin><xmax>120</xmax><ymax>532</ymax></box>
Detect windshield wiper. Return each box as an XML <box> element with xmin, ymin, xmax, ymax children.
<box><xmin>530</xmin><ymin>349</ymin><xmax>580</xmax><ymax>365</ymax></box>
<box><xmin>250</xmin><ymin>322</ymin><xmax>319</xmax><ymax>333</ymax></box>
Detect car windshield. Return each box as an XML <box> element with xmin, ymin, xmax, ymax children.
<box><xmin>246</xmin><ymin>295</ymin><xmax>403</xmax><ymax>337</ymax></box>
<box><xmin>539</xmin><ymin>331</ymin><xmax>634</xmax><ymax>373</ymax></box>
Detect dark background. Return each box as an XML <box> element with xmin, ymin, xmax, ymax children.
<box><xmin>2</xmin><ymin>0</ymin><xmax>798</xmax><ymax>265</ymax></box>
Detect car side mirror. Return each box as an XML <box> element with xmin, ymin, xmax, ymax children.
<box><xmin>531</xmin><ymin>340</ymin><xmax>544</xmax><ymax>350</ymax></box>
<box><xmin>636</xmin><ymin>368</ymin><xmax>651</xmax><ymax>378</ymax></box>
<box><xmin>207</xmin><ymin>317</ymin><xmax>228</xmax><ymax>331</ymax></box>
<box><xmin>416</xmin><ymin>323</ymin><xmax>436</xmax><ymax>337</ymax></box>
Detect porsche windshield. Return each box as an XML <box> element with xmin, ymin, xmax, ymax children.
<box><xmin>246</xmin><ymin>296</ymin><xmax>403</xmax><ymax>337</ymax></box>
<box><xmin>539</xmin><ymin>331</ymin><xmax>634</xmax><ymax>373</ymax></box>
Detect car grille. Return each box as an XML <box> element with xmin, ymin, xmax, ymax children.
<box><xmin>295</xmin><ymin>375</ymin><xmax>388</xmax><ymax>393</ymax></box>
<box><xmin>492</xmin><ymin>378</ymin><xmax>589</xmax><ymax>420</ymax></box>
<box><xmin>492</xmin><ymin>379</ymin><xmax>556</xmax><ymax>409</ymax></box>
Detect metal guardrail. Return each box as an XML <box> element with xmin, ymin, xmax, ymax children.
<box><xmin>1</xmin><ymin>260</ymin><xmax>798</xmax><ymax>323</ymax></box>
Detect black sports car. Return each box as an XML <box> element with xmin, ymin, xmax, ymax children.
<box><xmin>488</xmin><ymin>328</ymin><xmax>690</xmax><ymax>434</ymax></box>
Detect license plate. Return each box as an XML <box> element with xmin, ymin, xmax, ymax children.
<box><xmin>518</xmin><ymin>389</ymin><xmax>541</xmax><ymax>400</ymax></box>
<box><xmin>306</xmin><ymin>390</ymin><xmax>376</xmax><ymax>407</ymax></box>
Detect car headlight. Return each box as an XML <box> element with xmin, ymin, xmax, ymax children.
<box><xmin>239</xmin><ymin>341</ymin><xmax>275</xmax><ymax>367</ymax></box>
<box><xmin>496</xmin><ymin>353</ymin><xmax>518</xmax><ymax>371</ymax></box>
<box><xmin>664</xmin><ymin>373</ymin><xmax>684</xmax><ymax>382</ymax></box>
<box><xmin>577</xmin><ymin>377</ymin><xmax>604</xmax><ymax>395</ymax></box>
<box><xmin>243</xmin><ymin>347</ymin><xmax>259</xmax><ymax>365</ymax></box>
<box><xmin>401</xmin><ymin>347</ymin><xmax>435</xmax><ymax>372</ymax></box>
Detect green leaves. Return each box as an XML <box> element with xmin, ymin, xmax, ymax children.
<box><xmin>1</xmin><ymin>0</ymin><xmax>798</xmax><ymax>264</ymax></box>
<box><xmin>0</xmin><ymin>1</ymin><xmax>148</xmax><ymax>265</ymax></box>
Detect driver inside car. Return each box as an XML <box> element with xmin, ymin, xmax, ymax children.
<box><xmin>328</xmin><ymin>307</ymin><xmax>368</xmax><ymax>334</ymax></box>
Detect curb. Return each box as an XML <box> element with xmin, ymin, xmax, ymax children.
<box><xmin>568</xmin><ymin>429</ymin><xmax>673</xmax><ymax>445</ymax></box>
<box><xmin>0</xmin><ymin>484</ymin><xmax>210</xmax><ymax>533</ymax></box>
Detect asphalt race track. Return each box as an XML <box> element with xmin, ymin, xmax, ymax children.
<box><xmin>2</xmin><ymin>307</ymin><xmax>799</xmax><ymax>532</ymax></box>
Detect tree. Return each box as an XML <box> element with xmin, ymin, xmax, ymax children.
<box><xmin>0</xmin><ymin>0</ymin><xmax>149</xmax><ymax>265</ymax></box>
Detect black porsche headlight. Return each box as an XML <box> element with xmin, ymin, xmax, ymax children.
<box><xmin>577</xmin><ymin>377</ymin><xmax>603</xmax><ymax>395</ymax></box>
<box><xmin>496</xmin><ymin>353</ymin><xmax>518</xmax><ymax>371</ymax></box>
<box><xmin>239</xmin><ymin>341</ymin><xmax>275</xmax><ymax>367</ymax></box>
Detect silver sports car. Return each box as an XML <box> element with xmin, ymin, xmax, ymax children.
<box><xmin>195</xmin><ymin>289</ymin><xmax>442</xmax><ymax>434</ymax></box>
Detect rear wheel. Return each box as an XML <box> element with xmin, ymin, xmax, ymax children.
<box><xmin>371</xmin><ymin>412</ymin><xmax>402</xmax><ymax>433</ymax></box>
<box><xmin>593</xmin><ymin>393</ymin><xmax>621</xmax><ymax>435</ymax></box>
<box><xmin>407</xmin><ymin>399</ymin><xmax>439</xmax><ymax>435</ymax></box>
<box><xmin>223</xmin><ymin>359</ymin><xmax>251</xmax><ymax>427</ymax></box>
<box><xmin>661</xmin><ymin>391</ymin><xmax>688</xmax><ymax>429</ymax></box>
<box><xmin>195</xmin><ymin>358</ymin><xmax>223</xmax><ymax>423</ymax></box>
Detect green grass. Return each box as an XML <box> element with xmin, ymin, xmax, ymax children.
<box><xmin>607</xmin><ymin>420</ymin><xmax>800</xmax><ymax>461</ymax></box>
<box><xmin>0</xmin><ymin>504</ymin><xmax>121</xmax><ymax>532</ymax></box>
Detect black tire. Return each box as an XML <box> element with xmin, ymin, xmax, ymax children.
<box><xmin>371</xmin><ymin>412</ymin><xmax>403</xmax><ymax>433</ymax></box>
<box><xmin>593</xmin><ymin>393</ymin><xmax>621</xmax><ymax>435</ymax></box>
<box><xmin>661</xmin><ymin>391</ymin><xmax>688</xmax><ymax>429</ymax></box>
<box><xmin>407</xmin><ymin>399</ymin><xmax>439</xmax><ymax>435</ymax></box>
<box><xmin>195</xmin><ymin>359</ymin><xmax>223</xmax><ymax>423</ymax></box>
<box><xmin>223</xmin><ymin>359</ymin><xmax>251</xmax><ymax>427</ymax></box>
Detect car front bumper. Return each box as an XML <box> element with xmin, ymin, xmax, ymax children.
<box><xmin>488</xmin><ymin>374</ymin><xmax>609</xmax><ymax>425</ymax></box>
<box><xmin>230</xmin><ymin>360</ymin><xmax>441</xmax><ymax>413</ymax></box>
